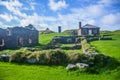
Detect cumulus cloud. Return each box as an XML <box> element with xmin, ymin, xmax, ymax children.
<box><xmin>0</xmin><ymin>0</ymin><xmax>23</xmax><ymax>12</ymax></box>
<box><xmin>28</xmin><ymin>0</ymin><xmax>37</xmax><ymax>10</ymax></box>
<box><xmin>48</xmin><ymin>0</ymin><xmax>68</xmax><ymax>11</ymax></box>
<box><xmin>0</xmin><ymin>0</ymin><xmax>119</xmax><ymax>31</ymax></box>
<box><xmin>0</xmin><ymin>0</ymin><xmax>37</xmax><ymax>18</ymax></box>
<box><xmin>101</xmin><ymin>13</ymin><xmax>120</xmax><ymax>25</ymax></box>
<box><xmin>71</xmin><ymin>4</ymin><xmax>105</xmax><ymax>18</ymax></box>
<box><xmin>0</xmin><ymin>13</ymin><xmax>18</xmax><ymax>22</ymax></box>
<box><xmin>19</xmin><ymin>13</ymin><xmax>57</xmax><ymax>30</ymax></box>
<box><xmin>0</xmin><ymin>22</ymin><xmax>7</xmax><ymax>29</ymax></box>
<box><xmin>54</xmin><ymin>4</ymin><xmax>105</xmax><ymax>30</ymax></box>
<box><xmin>0</xmin><ymin>0</ymin><xmax>27</xmax><ymax>18</ymax></box>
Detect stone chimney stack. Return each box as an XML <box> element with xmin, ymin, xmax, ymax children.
<box><xmin>79</xmin><ymin>22</ymin><xmax>81</xmax><ymax>29</ymax></box>
<box><xmin>58</xmin><ymin>26</ymin><xmax>61</xmax><ymax>33</ymax></box>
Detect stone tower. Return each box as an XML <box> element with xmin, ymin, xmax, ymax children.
<box><xmin>79</xmin><ymin>22</ymin><xmax>81</xmax><ymax>29</ymax></box>
<box><xmin>58</xmin><ymin>26</ymin><xmax>61</xmax><ymax>33</ymax></box>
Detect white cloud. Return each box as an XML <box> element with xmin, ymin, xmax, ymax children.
<box><xmin>0</xmin><ymin>22</ymin><xmax>13</xmax><ymax>29</ymax></box>
<box><xmin>0</xmin><ymin>0</ymin><xmax>27</xmax><ymax>18</ymax></box>
<box><xmin>20</xmin><ymin>13</ymin><xmax>41</xmax><ymax>26</ymax></box>
<box><xmin>71</xmin><ymin>4</ymin><xmax>105</xmax><ymax>18</ymax></box>
<box><xmin>30</xmin><ymin>1</ymin><xmax>36</xmax><ymax>10</ymax></box>
<box><xmin>54</xmin><ymin>4</ymin><xmax>105</xmax><ymax>30</ymax></box>
<box><xmin>101</xmin><ymin>13</ymin><xmax>120</xmax><ymax>25</ymax></box>
<box><xmin>86</xmin><ymin>5</ymin><xmax>105</xmax><ymax>17</ymax></box>
<box><xmin>0</xmin><ymin>0</ymin><xmax>23</xmax><ymax>11</ymax></box>
<box><xmin>19</xmin><ymin>13</ymin><xmax>57</xmax><ymax>30</ymax></box>
<box><xmin>0</xmin><ymin>0</ymin><xmax>119</xmax><ymax>31</ymax></box>
<box><xmin>100</xmin><ymin>13</ymin><xmax>120</xmax><ymax>30</ymax></box>
<box><xmin>0</xmin><ymin>13</ymin><xmax>18</xmax><ymax>22</ymax></box>
<box><xmin>48</xmin><ymin>0</ymin><xmax>68</xmax><ymax>11</ymax></box>
<box><xmin>0</xmin><ymin>22</ymin><xmax>6</xmax><ymax>29</ymax></box>
<box><xmin>86</xmin><ymin>19</ymin><xmax>96</xmax><ymax>25</ymax></box>
<box><xmin>27</xmin><ymin>0</ymin><xmax>37</xmax><ymax>10</ymax></box>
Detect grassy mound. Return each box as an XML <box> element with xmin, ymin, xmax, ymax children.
<box><xmin>39</xmin><ymin>29</ymin><xmax>55</xmax><ymax>34</ymax></box>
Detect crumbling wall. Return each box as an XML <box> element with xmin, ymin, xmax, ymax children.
<box><xmin>0</xmin><ymin>24</ymin><xmax>38</xmax><ymax>49</ymax></box>
<box><xmin>52</xmin><ymin>36</ymin><xmax>81</xmax><ymax>44</ymax></box>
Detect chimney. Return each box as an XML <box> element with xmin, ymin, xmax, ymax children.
<box><xmin>58</xmin><ymin>26</ymin><xmax>61</xmax><ymax>33</ymax></box>
<box><xmin>79</xmin><ymin>22</ymin><xmax>81</xmax><ymax>29</ymax></box>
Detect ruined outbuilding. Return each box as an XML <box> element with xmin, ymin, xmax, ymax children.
<box><xmin>78</xmin><ymin>22</ymin><xmax>100</xmax><ymax>35</ymax></box>
<box><xmin>0</xmin><ymin>24</ymin><xmax>38</xmax><ymax>49</ymax></box>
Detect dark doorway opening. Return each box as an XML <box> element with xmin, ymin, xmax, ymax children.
<box><xmin>0</xmin><ymin>39</ymin><xmax>5</xmax><ymax>47</ymax></box>
<box><xmin>18</xmin><ymin>38</ymin><xmax>23</xmax><ymax>46</ymax></box>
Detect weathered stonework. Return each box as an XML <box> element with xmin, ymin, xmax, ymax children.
<box><xmin>0</xmin><ymin>24</ymin><xmax>38</xmax><ymax>49</ymax></box>
<box><xmin>78</xmin><ymin>24</ymin><xmax>100</xmax><ymax>35</ymax></box>
<box><xmin>52</xmin><ymin>36</ymin><xmax>80</xmax><ymax>44</ymax></box>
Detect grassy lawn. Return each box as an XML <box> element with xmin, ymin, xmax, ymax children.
<box><xmin>60</xmin><ymin>44</ymin><xmax>82</xmax><ymax>53</ymax></box>
<box><xmin>60</xmin><ymin>44</ymin><xmax>75</xmax><ymax>47</ymax></box>
<box><xmin>0</xmin><ymin>62</ymin><xmax>119</xmax><ymax>80</ymax></box>
<box><xmin>90</xmin><ymin>32</ymin><xmax>120</xmax><ymax>61</ymax></box>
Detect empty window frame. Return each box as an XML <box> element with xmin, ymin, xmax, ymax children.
<box><xmin>29</xmin><ymin>38</ymin><xmax>32</xmax><ymax>44</ymax></box>
<box><xmin>18</xmin><ymin>38</ymin><xmax>23</xmax><ymax>46</ymax></box>
<box><xmin>0</xmin><ymin>39</ymin><xmax>5</xmax><ymax>46</ymax></box>
<box><xmin>7</xmin><ymin>29</ymin><xmax>11</xmax><ymax>36</ymax></box>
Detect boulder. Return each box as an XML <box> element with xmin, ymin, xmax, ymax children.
<box><xmin>66</xmin><ymin>64</ymin><xmax>76</xmax><ymax>70</ymax></box>
<box><xmin>85</xmin><ymin>52</ymin><xmax>98</xmax><ymax>57</ymax></box>
<box><xmin>76</xmin><ymin>63</ymin><xmax>89</xmax><ymax>69</ymax></box>
<box><xmin>27</xmin><ymin>57</ymin><xmax>36</xmax><ymax>64</ymax></box>
<box><xmin>0</xmin><ymin>54</ymin><xmax>11</xmax><ymax>62</ymax></box>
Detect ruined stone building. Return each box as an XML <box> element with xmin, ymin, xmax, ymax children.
<box><xmin>0</xmin><ymin>24</ymin><xmax>39</xmax><ymax>49</ymax></box>
<box><xmin>54</xmin><ymin>22</ymin><xmax>100</xmax><ymax>44</ymax></box>
<box><xmin>78</xmin><ymin>22</ymin><xmax>100</xmax><ymax>35</ymax></box>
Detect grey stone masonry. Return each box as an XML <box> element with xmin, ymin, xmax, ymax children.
<box><xmin>0</xmin><ymin>24</ymin><xmax>39</xmax><ymax>49</ymax></box>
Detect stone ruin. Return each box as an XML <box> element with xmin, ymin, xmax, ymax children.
<box><xmin>0</xmin><ymin>24</ymin><xmax>39</xmax><ymax>49</ymax></box>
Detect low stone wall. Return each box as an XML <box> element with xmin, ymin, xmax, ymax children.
<box><xmin>52</xmin><ymin>36</ymin><xmax>81</xmax><ymax>44</ymax></box>
<box><xmin>81</xmin><ymin>39</ymin><xmax>96</xmax><ymax>53</ymax></box>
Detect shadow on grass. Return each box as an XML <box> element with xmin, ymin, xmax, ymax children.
<box><xmin>0</xmin><ymin>43</ymin><xmax>47</xmax><ymax>51</ymax></box>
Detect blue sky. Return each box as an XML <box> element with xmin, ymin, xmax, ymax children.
<box><xmin>0</xmin><ymin>0</ymin><xmax>120</xmax><ymax>31</ymax></box>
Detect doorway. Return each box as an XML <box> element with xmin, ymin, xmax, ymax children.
<box><xmin>0</xmin><ymin>39</ymin><xmax>5</xmax><ymax>46</ymax></box>
<box><xmin>29</xmin><ymin>38</ymin><xmax>32</xmax><ymax>44</ymax></box>
<box><xmin>89</xmin><ymin>29</ymin><xmax>92</xmax><ymax>35</ymax></box>
<box><xmin>18</xmin><ymin>38</ymin><xmax>23</xmax><ymax>46</ymax></box>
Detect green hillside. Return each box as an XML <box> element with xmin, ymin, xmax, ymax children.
<box><xmin>90</xmin><ymin>30</ymin><xmax>120</xmax><ymax>61</ymax></box>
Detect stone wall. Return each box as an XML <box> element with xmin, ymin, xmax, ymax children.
<box><xmin>0</xmin><ymin>24</ymin><xmax>38</xmax><ymax>49</ymax></box>
<box><xmin>81</xmin><ymin>28</ymin><xmax>100</xmax><ymax>35</ymax></box>
<box><xmin>52</xmin><ymin>36</ymin><xmax>81</xmax><ymax>44</ymax></box>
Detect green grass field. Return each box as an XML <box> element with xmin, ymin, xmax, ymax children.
<box><xmin>90</xmin><ymin>31</ymin><xmax>120</xmax><ymax>61</ymax></box>
<box><xmin>0</xmin><ymin>62</ymin><xmax>119</xmax><ymax>80</ymax></box>
<box><xmin>39</xmin><ymin>32</ymin><xmax>69</xmax><ymax>45</ymax></box>
<box><xmin>0</xmin><ymin>31</ymin><xmax>120</xmax><ymax>80</ymax></box>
